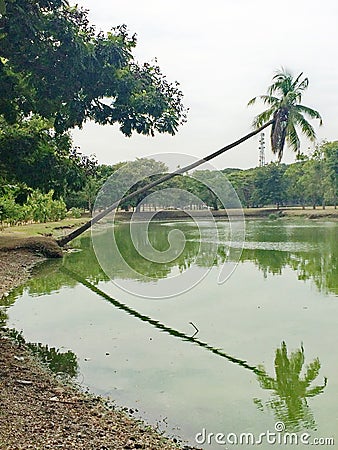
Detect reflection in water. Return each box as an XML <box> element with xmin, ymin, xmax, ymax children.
<box><xmin>254</xmin><ymin>342</ymin><xmax>327</xmax><ymax>431</ymax></box>
<box><xmin>29</xmin><ymin>343</ymin><xmax>78</xmax><ymax>378</ymax></box>
<box><xmin>0</xmin><ymin>307</ymin><xmax>7</xmax><ymax>328</ymax></box>
<box><xmin>62</xmin><ymin>268</ymin><xmax>327</xmax><ymax>433</ymax></box>
<box><xmin>93</xmin><ymin>221</ymin><xmax>337</xmax><ymax>295</ymax></box>
<box><xmin>1</xmin><ymin>245</ymin><xmax>329</xmax><ymax>435</ymax></box>
<box><xmin>243</xmin><ymin>221</ymin><xmax>337</xmax><ymax>295</ymax></box>
<box><xmin>1</xmin><ymin>219</ymin><xmax>334</xmax><ymax>437</ymax></box>
<box><xmin>61</xmin><ymin>266</ymin><xmax>263</xmax><ymax>376</ymax></box>
<box><xmin>8</xmin><ymin>221</ymin><xmax>335</xmax><ymax>296</ymax></box>
<box><xmin>7</xmin><ymin>329</ymin><xmax>78</xmax><ymax>378</ymax></box>
<box><xmin>95</xmin><ymin>222</ymin><xmax>221</xmax><ymax>281</ymax></box>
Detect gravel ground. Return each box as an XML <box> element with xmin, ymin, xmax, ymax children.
<box><xmin>0</xmin><ymin>249</ymin><xmax>44</xmax><ymax>299</ymax></box>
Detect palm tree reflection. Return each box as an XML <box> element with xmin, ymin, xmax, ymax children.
<box><xmin>254</xmin><ymin>342</ymin><xmax>327</xmax><ymax>431</ymax></box>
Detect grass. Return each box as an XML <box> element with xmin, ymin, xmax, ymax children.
<box><xmin>0</xmin><ymin>218</ymin><xmax>88</xmax><ymax>257</ymax></box>
<box><xmin>0</xmin><ymin>218</ymin><xmax>87</xmax><ymax>238</ymax></box>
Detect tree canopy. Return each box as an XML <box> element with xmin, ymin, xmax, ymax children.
<box><xmin>248</xmin><ymin>69</ymin><xmax>322</xmax><ymax>162</ymax></box>
<box><xmin>0</xmin><ymin>0</ymin><xmax>187</xmax><ymax>135</ymax></box>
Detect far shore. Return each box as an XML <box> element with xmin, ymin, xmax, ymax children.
<box><xmin>0</xmin><ymin>206</ymin><xmax>337</xmax><ymax>246</ymax></box>
<box><xmin>112</xmin><ymin>206</ymin><xmax>338</xmax><ymax>221</ymax></box>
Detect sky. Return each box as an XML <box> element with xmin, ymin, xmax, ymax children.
<box><xmin>72</xmin><ymin>0</ymin><xmax>338</xmax><ymax>170</ymax></box>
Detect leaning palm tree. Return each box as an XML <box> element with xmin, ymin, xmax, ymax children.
<box><xmin>248</xmin><ymin>68</ymin><xmax>322</xmax><ymax>162</ymax></box>
<box><xmin>57</xmin><ymin>69</ymin><xmax>320</xmax><ymax>247</ymax></box>
<box><xmin>57</xmin><ymin>120</ymin><xmax>272</xmax><ymax>246</ymax></box>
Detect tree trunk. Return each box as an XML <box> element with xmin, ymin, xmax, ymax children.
<box><xmin>57</xmin><ymin>120</ymin><xmax>273</xmax><ymax>247</ymax></box>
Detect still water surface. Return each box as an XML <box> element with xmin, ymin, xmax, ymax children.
<box><xmin>1</xmin><ymin>219</ymin><xmax>337</xmax><ymax>448</ymax></box>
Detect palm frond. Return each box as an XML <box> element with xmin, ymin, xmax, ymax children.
<box><xmin>247</xmin><ymin>97</ymin><xmax>258</xmax><ymax>106</ymax></box>
<box><xmin>292</xmin><ymin>71</ymin><xmax>304</xmax><ymax>88</ymax></box>
<box><xmin>259</xmin><ymin>95</ymin><xmax>280</xmax><ymax>106</ymax></box>
<box><xmin>252</xmin><ymin>107</ymin><xmax>275</xmax><ymax>128</ymax></box>
<box><xmin>248</xmin><ymin>95</ymin><xmax>279</xmax><ymax>107</ymax></box>
<box><xmin>293</xmin><ymin>111</ymin><xmax>316</xmax><ymax>141</ymax></box>
<box><xmin>270</xmin><ymin>69</ymin><xmax>293</xmax><ymax>97</ymax></box>
<box><xmin>296</xmin><ymin>77</ymin><xmax>309</xmax><ymax>92</ymax></box>
<box><xmin>285</xmin><ymin>120</ymin><xmax>300</xmax><ymax>153</ymax></box>
<box><xmin>295</xmin><ymin>105</ymin><xmax>323</xmax><ymax>125</ymax></box>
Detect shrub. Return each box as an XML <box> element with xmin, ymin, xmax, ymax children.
<box><xmin>0</xmin><ymin>188</ymin><xmax>67</xmax><ymax>225</ymax></box>
<box><xmin>66</xmin><ymin>207</ymin><xmax>82</xmax><ymax>218</ymax></box>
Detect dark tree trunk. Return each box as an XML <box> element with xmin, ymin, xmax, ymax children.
<box><xmin>57</xmin><ymin>120</ymin><xmax>273</xmax><ymax>247</ymax></box>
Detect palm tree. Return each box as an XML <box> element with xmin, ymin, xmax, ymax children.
<box><xmin>57</xmin><ymin>69</ymin><xmax>320</xmax><ymax>247</ymax></box>
<box><xmin>248</xmin><ymin>68</ymin><xmax>322</xmax><ymax>162</ymax></box>
<box><xmin>57</xmin><ymin>120</ymin><xmax>272</xmax><ymax>246</ymax></box>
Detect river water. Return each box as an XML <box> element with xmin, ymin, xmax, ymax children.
<box><xmin>1</xmin><ymin>219</ymin><xmax>337</xmax><ymax>448</ymax></box>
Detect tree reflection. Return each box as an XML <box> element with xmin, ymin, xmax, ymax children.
<box><xmin>2</xmin><ymin>221</ymin><xmax>335</xmax><ymax>298</ymax></box>
<box><xmin>28</xmin><ymin>342</ymin><xmax>78</xmax><ymax>378</ymax></box>
<box><xmin>8</xmin><ymin>329</ymin><xmax>78</xmax><ymax>378</ymax></box>
<box><xmin>242</xmin><ymin>221</ymin><xmax>337</xmax><ymax>295</ymax></box>
<box><xmin>254</xmin><ymin>342</ymin><xmax>327</xmax><ymax>431</ymax></box>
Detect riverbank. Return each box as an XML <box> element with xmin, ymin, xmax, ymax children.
<box><xmin>112</xmin><ymin>206</ymin><xmax>338</xmax><ymax>221</ymax></box>
<box><xmin>0</xmin><ymin>328</ymin><xmax>182</xmax><ymax>449</ymax></box>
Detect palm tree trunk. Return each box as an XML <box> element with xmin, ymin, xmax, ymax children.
<box><xmin>57</xmin><ymin>120</ymin><xmax>273</xmax><ymax>246</ymax></box>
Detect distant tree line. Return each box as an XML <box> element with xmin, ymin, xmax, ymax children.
<box><xmin>226</xmin><ymin>141</ymin><xmax>337</xmax><ymax>209</ymax></box>
<box><xmin>1</xmin><ymin>140</ymin><xmax>337</xmax><ymax>226</ymax></box>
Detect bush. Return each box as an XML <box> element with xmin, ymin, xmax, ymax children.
<box><xmin>0</xmin><ymin>188</ymin><xmax>67</xmax><ymax>225</ymax></box>
<box><xmin>66</xmin><ymin>207</ymin><xmax>82</xmax><ymax>218</ymax></box>
<box><xmin>26</xmin><ymin>190</ymin><xmax>66</xmax><ymax>222</ymax></box>
<box><xmin>0</xmin><ymin>193</ymin><xmax>23</xmax><ymax>225</ymax></box>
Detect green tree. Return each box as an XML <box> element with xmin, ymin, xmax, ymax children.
<box><xmin>227</xmin><ymin>169</ymin><xmax>256</xmax><ymax>208</ymax></box>
<box><xmin>322</xmin><ymin>141</ymin><xmax>338</xmax><ymax>208</ymax></box>
<box><xmin>284</xmin><ymin>161</ymin><xmax>307</xmax><ymax>208</ymax></box>
<box><xmin>94</xmin><ymin>158</ymin><xmax>168</xmax><ymax>212</ymax></box>
<box><xmin>0</xmin><ymin>116</ymin><xmax>97</xmax><ymax>196</ymax></box>
<box><xmin>248</xmin><ymin>69</ymin><xmax>322</xmax><ymax>162</ymax></box>
<box><xmin>0</xmin><ymin>0</ymin><xmax>186</xmax><ymax>135</ymax></box>
<box><xmin>250</xmin><ymin>163</ymin><xmax>286</xmax><ymax>208</ymax></box>
<box><xmin>300</xmin><ymin>158</ymin><xmax>323</xmax><ymax>209</ymax></box>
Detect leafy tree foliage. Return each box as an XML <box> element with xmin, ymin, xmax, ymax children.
<box><xmin>321</xmin><ymin>141</ymin><xmax>338</xmax><ymax>207</ymax></box>
<box><xmin>0</xmin><ymin>0</ymin><xmax>186</xmax><ymax>135</ymax></box>
<box><xmin>0</xmin><ymin>116</ymin><xmax>97</xmax><ymax>196</ymax></box>
<box><xmin>65</xmin><ymin>143</ymin><xmax>337</xmax><ymax>213</ymax></box>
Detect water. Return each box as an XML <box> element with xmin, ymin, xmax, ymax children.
<box><xmin>1</xmin><ymin>219</ymin><xmax>337</xmax><ymax>448</ymax></box>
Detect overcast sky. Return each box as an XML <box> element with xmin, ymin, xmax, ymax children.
<box><xmin>72</xmin><ymin>0</ymin><xmax>338</xmax><ymax>169</ymax></box>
